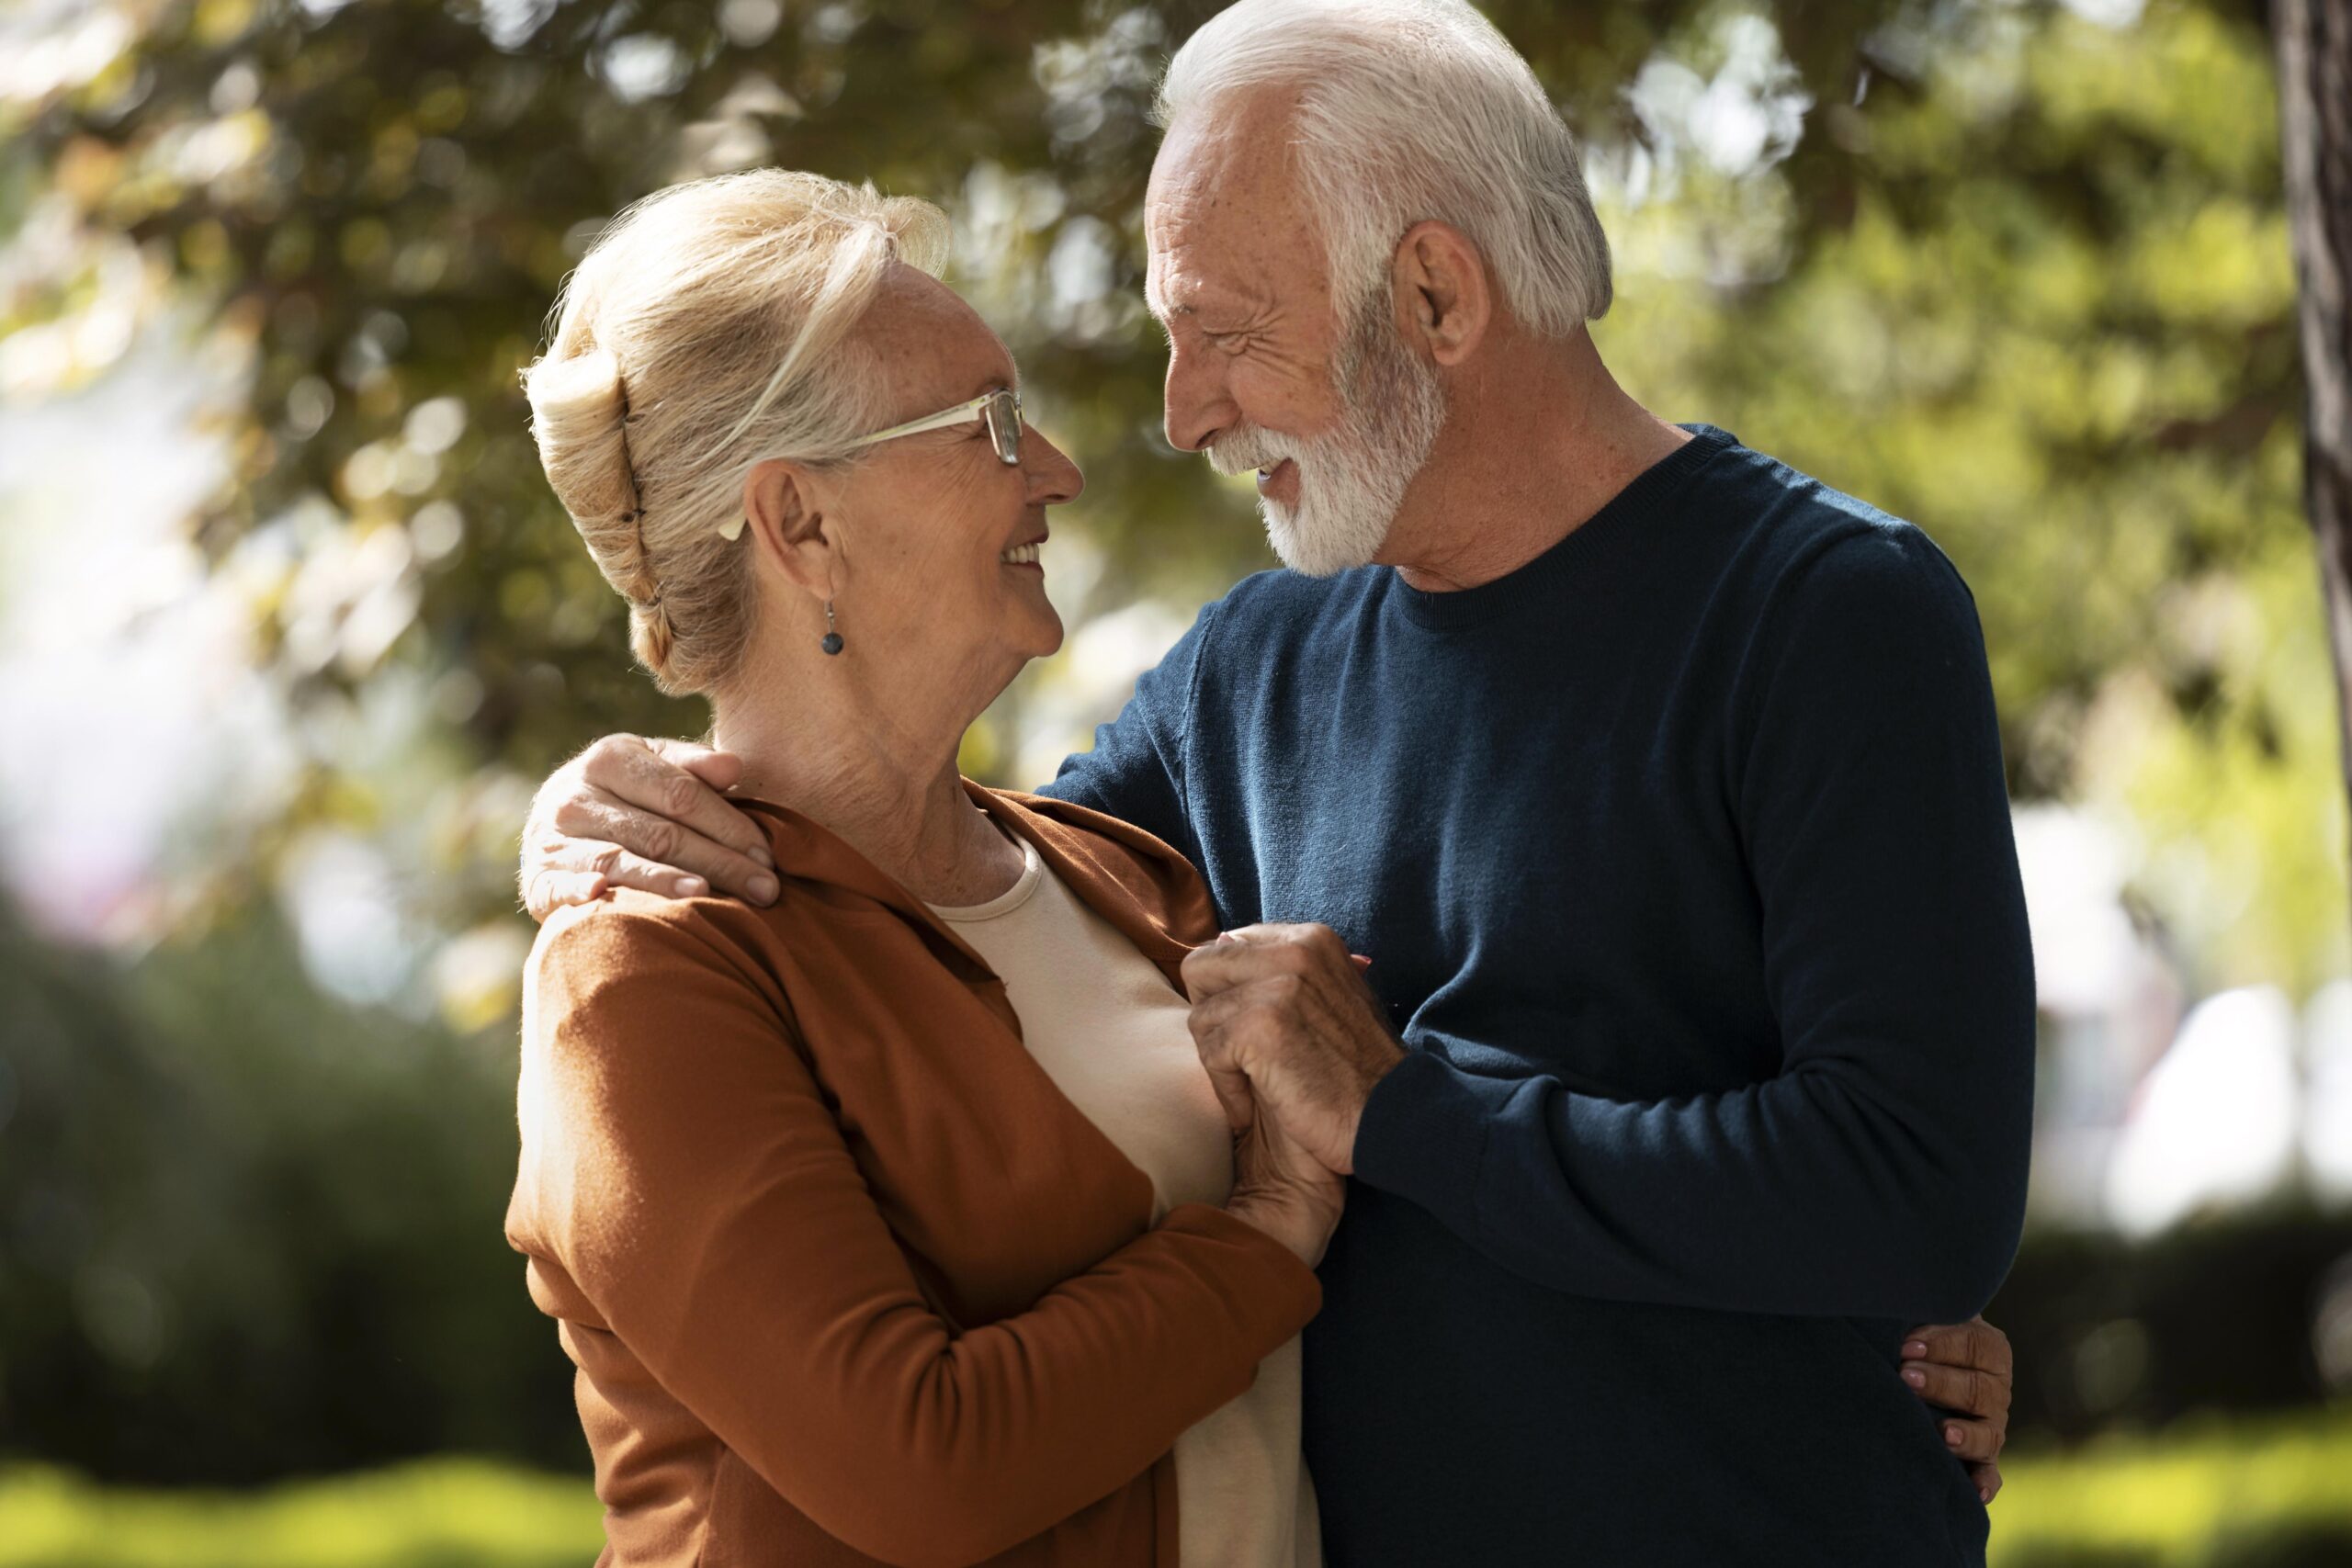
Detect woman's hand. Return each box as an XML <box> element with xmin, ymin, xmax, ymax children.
<box><xmin>1224</xmin><ymin>1093</ymin><xmax>1346</xmax><ymax>1270</ymax></box>
<box><xmin>518</xmin><ymin>734</ymin><xmax>780</xmax><ymax>918</ymax></box>
<box><xmin>1900</xmin><ymin>1316</ymin><xmax>2014</xmax><ymax>1504</ymax></box>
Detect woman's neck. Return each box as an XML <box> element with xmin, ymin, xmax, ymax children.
<box><xmin>710</xmin><ymin>689</ymin><xmax>1019</xmax><ymax>907</ymax></box>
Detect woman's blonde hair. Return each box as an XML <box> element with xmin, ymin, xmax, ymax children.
<box><xmin>522</xmin><ymin>170</ymin><xmax>950</xmax><ymax>694</ymax></box>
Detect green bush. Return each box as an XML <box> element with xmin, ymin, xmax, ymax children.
<box><xmin>0</xmin><ymin>901</ymin><xmax>579</xmax><ymax>1483</ymax></box>
<box><xmin>0</xmin><ymin>1459</ymin><xmax>600</xmax><ymax>1568</ymax></box>
<box><xmin>1986</xmin><ymin>1404</ymin><xmax>2352</xmax><ymax>1567</ymax></box>
<box><xmin>4</xmin><ymin>1405</ymin><xmax>2349</xmax><ymax>1568</ymax></box>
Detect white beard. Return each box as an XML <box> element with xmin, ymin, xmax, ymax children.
<box><xmin>1206</xmin><ymin>299</ymin><xmax>1448</xmax><ymax>577</ymax></box>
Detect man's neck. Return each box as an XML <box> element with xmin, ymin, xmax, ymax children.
<box><xmin>1379</xmin><ymin>331</ymin><xmax>1691</xmax><ymax>593</ymax></box>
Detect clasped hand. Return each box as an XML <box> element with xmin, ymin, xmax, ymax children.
<box><xmin>1181</xmin><ymin>922</ymin><xmax>1408</xmax><ymax>1176</ymax></box>
<box><xmin>1183</xmin><ymin>923</ymin><xmax>1398</xmax><ymax>1271</ymax></box>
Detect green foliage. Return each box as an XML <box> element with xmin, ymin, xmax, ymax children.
<box><xmin>0</xmin><ymin>1457</ymin><xmax>602</xmax><ymax>1568</ymax></box>
<box><xmin>1586</xmin><ymin>0</ymin><xmax>2345</xmax><ymax>994</ymax></box>
<box><xmin>6</xmin><ymin>1404</ymin><xmax>2351</xmax><ymax>1568</ymax></box>
<box><xmin>2</xmin><ymin>0</ymin><xmax>2344</xmax><ymax>1506</ymax></box>
<box><xmin>0</xmin><ymin>898</ymin><xmax>576</xmax><ymax>1483</ymax></box>
<box><xmin>1987</xmin><ymin>1404</ymin><xmax>2352</xmax><ymax>1567</ymax></box>
<box><xmin>3</xmin><ymin>0</ymin><xmax>2338</xmax><ymax>990</ymax></box>
<box><xmin>1983</xmin><ymin>1205</ymin><xmax>2352</xmax><ymax>1440</ymax></box>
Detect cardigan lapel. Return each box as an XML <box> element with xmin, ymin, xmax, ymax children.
<box><xmin>729</xmin><ymin>780</ymin><xmax>1221</xmax><ymax>998</ymax></box>
<box><xmin>966</xmin><ymin>781</ymin><xmax>1220</xmax><ymax>998</ymax></box>
<box><xmin>730</xmin><ymin>795</ymin><xmax>1003</xmax><ymax>986</ymax></box>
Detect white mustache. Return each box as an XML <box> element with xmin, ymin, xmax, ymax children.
<box><xmin>1205</xmin><ymin>427</ymin><xmax>1301</xmax><ymax>479</ymax></box>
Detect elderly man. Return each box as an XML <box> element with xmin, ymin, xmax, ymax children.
<box><xmin>519</xmin><ymin>1</ymin><xmax>2034</xmax><ymax>1562</ymax></box>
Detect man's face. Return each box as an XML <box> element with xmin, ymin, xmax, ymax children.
<box><xmin>1145</xmin><ymin>98</ymin><xmax>1447</xmax><ymax>576</ymax></box>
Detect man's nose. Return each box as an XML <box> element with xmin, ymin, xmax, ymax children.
<box><xmin>1162</xmin><ymin>337</ymin><xmax>1238</xmax><ymax>455</ymax></box>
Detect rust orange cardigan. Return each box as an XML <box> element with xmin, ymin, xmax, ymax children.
<box><xmin>505</xmin><ymin>779</ymin><xmax>1323</xmax><ymax>1568</ymax></box>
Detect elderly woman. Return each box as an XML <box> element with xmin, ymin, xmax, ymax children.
<box><xmin>512</xmin><ymin>169</ymin><xmax>1334</xmax><ymax>1568</ymax></box>
<box><xmin>509</xmin><ymin>168</ymin><xmax>2009</xmax><ymax>1568</ymax></box>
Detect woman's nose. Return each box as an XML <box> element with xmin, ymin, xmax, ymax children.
<box><xmin>1024</xmin><ymin>424</ymin><xmax>1085</xmax><ymax>505</ymax></box>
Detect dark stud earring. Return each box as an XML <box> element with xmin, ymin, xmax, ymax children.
<box><xmin>820</xmin><ymin>599</ymin><xmax>843</xmax><ymax>656</ymax></box>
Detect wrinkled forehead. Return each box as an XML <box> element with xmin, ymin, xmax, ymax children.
<box><xmin>1144</xmin><ymin>93</ymin><xmax>1324</xmax><ymax>319</ymax></box>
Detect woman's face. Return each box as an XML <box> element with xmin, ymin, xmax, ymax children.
<box><xmin>798</xmin><ymin>267</ymin><xmax>1083</xmax><ymax>696</ymax></box>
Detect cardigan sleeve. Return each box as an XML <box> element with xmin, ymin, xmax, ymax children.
<box><xmin>514</xmin><ymin>899</ymin><xmax>1320</xmax><ymax>1568</ymax></box>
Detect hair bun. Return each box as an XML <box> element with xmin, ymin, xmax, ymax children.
<box><xmin>524</xmin><ymin>346</ymin><xmax>642</xmax><ymax>525</ymax></box>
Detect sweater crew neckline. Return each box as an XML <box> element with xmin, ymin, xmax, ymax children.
<box><xmin>1385</xmin><ymin>422</ymin><xmax>1736</xmax><ymax>631</ymax></box>
<box><xmin>926</xmin><ymin>831</ymin><xmax>1046</xmax><ymax>923</ymax></box>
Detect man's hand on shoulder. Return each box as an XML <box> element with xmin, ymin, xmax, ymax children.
<box><xmin>518</xmin><ymin>735</ymin><xmax>779</xmax><ymax>921</ymax></box>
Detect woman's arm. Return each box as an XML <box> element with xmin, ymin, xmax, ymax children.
<box><xmin>513</xmin><ymin>900</ymin><xmax>1322</xmax><ymax>1568</ymax></box>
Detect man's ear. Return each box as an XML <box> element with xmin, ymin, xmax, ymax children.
<box><xmin>741</xmin><ymin>457</ymin><xmax>842</xmax><ymax>601</ymax></box>
<box><xmin>1391</xmin><ymin>220</ymin><xmax>1492</xmax><ymax>367</ymax></box>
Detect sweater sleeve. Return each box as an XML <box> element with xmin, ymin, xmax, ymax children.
<box><xmin>1032</xmin><ymin>600</ymin><xmax>1216</xmax><ymax>862</ymax></box>
<box><xmin>1351</xmin><ymin>525</ymin><xmax>2037</xmax><ymax>1324</ymax></box>
<box><xmin>515</xmin><ymin>901</ymin><xmax>1320</xmax><ymax>1568</ymax></box>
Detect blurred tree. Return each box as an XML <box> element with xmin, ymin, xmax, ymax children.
<box><xmin>9</xmin><ymin>0</ymin><xmax>2339</xmax><ymax>980</ymax></box>
<box><xmin>0</xmin><ymin>0</ymin><xmax>1928</xmax><ymax>806</ymax></box>
<box><xmin>4</xmin><ymin>0</ymin><xmax>2348</xmax><ymax>1488</ymax></box>
<box><xmin>0</xmin><ymin>0</ymin><xmax>2336</xmax><ymax>1078</ymax></box>
<box><xmin>0</xmin><ymin>891</ymin><xmax>578</xmax><ymax>1481</ymax></box>
<box><xmin>6</xmin><ymin>0</ymin><xmax>2337</xmax><ymax>1001</ymax></box>
<box><xmin>1582</xmin><ymin>0</ymin><xmax>2340</xmax><ymax>991</ymax></box>
<box><xmin>2274</xmin><ymin>0</ymin><xmax>2351</xmax><ymax>926</ymax></box>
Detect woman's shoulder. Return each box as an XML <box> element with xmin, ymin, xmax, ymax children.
<box><xmin>536</xmin><ymin>885</ymin><xmax>732</xmax><ymax>961</ymax></box>
<box><xmin>526</xmin><ymin>886</ymin><xmax>790</xmax><ymax>1014</ymax></box>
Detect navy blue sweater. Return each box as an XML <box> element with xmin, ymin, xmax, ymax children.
<box><xmin>1038</xmin><ymin>423</ymin><xmax>2036</xmax><ymax>1566</ymax></box>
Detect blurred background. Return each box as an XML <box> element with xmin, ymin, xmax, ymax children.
<box><xmin>2</xmin><ymin>0</ymin><xmax>2348</xmax><ymax>1562</ymax></box>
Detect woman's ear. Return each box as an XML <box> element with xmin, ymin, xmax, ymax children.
<box><xmin>741</xmin><ymin>457</ymin><xmax>842</xmax><ymax>601</ymax></box>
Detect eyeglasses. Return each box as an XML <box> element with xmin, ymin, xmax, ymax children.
<box><xmin>852</xmin><ymin>386</ymin><xmax>1023</xmax><ymax>467</ymax></box>
<box><xmin>718</xmin><ymin>386</ymin><xmax>1023</xmax><ymax>539</ymax></box>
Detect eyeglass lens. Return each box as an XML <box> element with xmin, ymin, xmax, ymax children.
<box><xmin>984</xmin><ymin>389</ymin><xmax>1021</xmax><ymax>466</ymax></box>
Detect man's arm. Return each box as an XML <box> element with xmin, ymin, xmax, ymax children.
<box><xmin>1031</xmin><ymin>598</ymin><xmax>1218</xmax><ymax>863</ymax></box>
<box><xmin>1189</xmin><ymin>525</ymin><xmax>2037</xmax><ymax>1325</ymax></box>
<box><xmin>514</xmin><ymin>601</ymin><xmax>1222</xmax><ymax>921</ymax></box>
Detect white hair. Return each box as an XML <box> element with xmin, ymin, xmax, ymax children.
<box><xmin>521</xmin><ymin>171</ymin><xmax>948</xmax><ymax>694</ymax></box>
<box><xmin>1154</xmin><ymin>0</ymin><xmax>1612</xmax><ymax>338</ymax></box>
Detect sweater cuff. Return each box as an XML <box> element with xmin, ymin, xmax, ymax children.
<box><xmin>1352</xmin><ymin>1045</ymin><xmax>1508</xmax><ymax>1242</ymax></box>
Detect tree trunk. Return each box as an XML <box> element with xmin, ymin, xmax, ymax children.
<box><xmin>2276</xmin><ymin>0</ymin><xmax>2352</xmax><ymax>934</ymax></box>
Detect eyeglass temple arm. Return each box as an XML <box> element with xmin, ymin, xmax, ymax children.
<box><xmin>845</xmin><ymin>393</ymin><xmax>999</xmax><ymax>450</ymax></box>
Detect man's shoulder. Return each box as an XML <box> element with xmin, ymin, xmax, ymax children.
<box><xmin>1215</xmin><ymin>560</ymin><xmax>1373</xmax><ymax>613</ymax></box>
<box><xmin>1194</xmin><ymin>562</ymin><xmax>1385</xmax><ymax>652</ymax></box>
<box><xmin>1702</xmin><ymin>439</ymin><xmax>1974</xmax><ymax>616</ymax></box>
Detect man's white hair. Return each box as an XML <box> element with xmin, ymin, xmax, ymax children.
<box><xmin>1154</xmin><ymin>0</ymin><xmax>1612</xmax><ymax>338</ymax></box>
